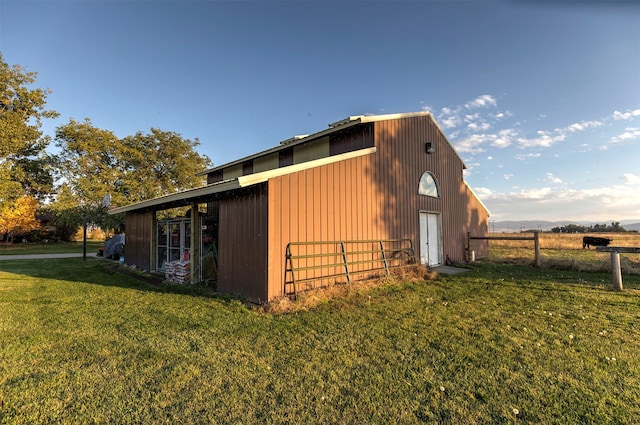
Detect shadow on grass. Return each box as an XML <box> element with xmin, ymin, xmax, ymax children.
<box><xmin>0</xmin><ymin>257</ymin><xmax>243</xmax><ymax>303</ymax></box>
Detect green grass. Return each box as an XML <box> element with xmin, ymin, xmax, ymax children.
<box><xmin>488</xmin><ymin>246</ymin><xmax>640</xmax><ymax>275</ymax></box>
<box><xmin>1</xmin><ymin>259</ymin><xmax>639</xmax><ymax>424</ymax></box>
<box><xmin>0</xmin><ymin>240</ymin><xmax>103</xmax><ymax>255</ymax></box>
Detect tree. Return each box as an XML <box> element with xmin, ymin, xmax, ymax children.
<box><xmin>551</xmin><ymin>222</ymin><xmax>628</xmax><ymax>234</ymax></box>
<box><xmin>0</xmin><ymin>195</ymin><xmax>41</xmax><ymax>243</ymax></box>
<box><xmin>54</xmin><ymin>118</ymin><xmax>124</xmax><ymax>206</ymax></box>
<box><xmin>120</xmin><ymin>128</ymin><xmax>212</xmax><ymax>201</ymax></box>
<box><xmin>49</xmin><ymin>183</ymin><xmax>120</xmax><ymax>241</ymax></box>
<box><xmin>54</xmin><ymin>119</ymin><xmax>211</xmax><ymax>233</ymax></box>
<box><xmin>0</xmin><ymin>54</ymin><xmax>58</xmax><ymax>207</ymax></box>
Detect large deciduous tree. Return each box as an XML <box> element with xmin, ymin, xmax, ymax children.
<box><xmin>0</xmin><ymin>53</ymin><xmax>58</xmax><ymax>207</ymax></box>
<box><xmin>121</xmin><ymin>128</ymin><xmax>212</xmax><ymax>201</ymax></box>
<box><xmin>55</xmin><ymin>118</ymin><xmax>125</xmax><ymax>206</ymax></box>
<box><xmin>54</xmin><ymin>119</ymin><xmax>211</xmax><ymax>230</ymax></box>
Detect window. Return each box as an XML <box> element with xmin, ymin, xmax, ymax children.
<box><xmin>418</xmin><ymin>172</ymin><xmax>440</xmax><ymax>197</ymax></box>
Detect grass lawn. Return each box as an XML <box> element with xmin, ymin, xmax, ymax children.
<box><xmin>0</xmin><ymin>259</ymin><xmax>639</xmax><ymax>424</ymax></box>
<box><xmin>0</xmin><ymin>241</ymin><xmax>104</xmax><ymax>256</ymax></box>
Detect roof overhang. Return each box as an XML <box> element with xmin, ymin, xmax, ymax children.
<box><xmin>109</xmin><ymin>147</ymin><xmax>377</xmax><ymax>215</ymax></box>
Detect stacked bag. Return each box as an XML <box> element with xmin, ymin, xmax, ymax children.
<box><xmin>165</xmin><ymin>251</ymin><xmax>192</xmax><ymax>284</ymax></box>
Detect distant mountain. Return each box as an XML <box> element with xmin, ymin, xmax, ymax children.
<box><xmin>490</xmin><ymin>220</ymin><xmax>640</xmax><ymax>233</ymax></box>
<box><xmin>623</xmin><ymin>222</ymin><xmax>640</xmax><ymax>232</ymax></box>
<box><xmin>490</xmin><ymin>221</ymin><xmax>576</xmax><ymax>232</ymax></box>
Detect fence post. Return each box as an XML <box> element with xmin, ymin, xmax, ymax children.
<box><xmin>466</xmin><ymin>232</ymin><xmax>471</xmax><ymax>262</ymax></box>
<box><xmin>534</xmin><ymin>232</ymin><xmax>541</xmax><ymax>267</ymax></box>
<box><xmin>611</xmin><ymin>251</ymin><xmax>623</xmax><ymax>291</ymax></box>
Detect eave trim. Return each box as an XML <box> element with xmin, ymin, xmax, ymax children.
<box><xmin>237</xmin><ymin>147</ymin><xmax>376</xmax><ymax>187</ymax></box>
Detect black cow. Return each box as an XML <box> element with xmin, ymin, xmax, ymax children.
<box><xmin>582</xmin><ymin>236</ymin><xmax>612</xmax><ymax>249</ymax></box>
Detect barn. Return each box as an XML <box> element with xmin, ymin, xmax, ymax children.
<box><xmin>109</xmin><ymin>112</ymin><xmax>489</xmax><ymax>303</ymax></box>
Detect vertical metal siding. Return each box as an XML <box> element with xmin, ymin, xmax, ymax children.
<box><xmin>207</xmin><ymin>170</ymin><xmax>223</xmax><ymax>184</ymax></box>
<box><xmin>223</xmin><ymin>164</ymin><xmax>243</xmax><ymax>180</ymax></box>
<box><xmin>329</xmin><ymin>124</ymin><xmax>374</xmax><ymax>155</ymax></box>
<box><xmin>266</xmin><ymin>115</ymin><xmax>489</xmax><ymax>300</ymax></box>
<box><xmin>124</xmin><ymin>211</ymin><xmax>154</xmax><ymax>272</ymax></box>
<box><xmin>217</xmin><ymin>184</ymin><xmax>269</xmax><ymax>303</ymax></box>
<box><xmin>464</xmin><ymin>184</ymin><xmax>490</xmax><ymax>257</ymax></box>
<box><xmin>279</xmin><ymin>148</ymin><xmax>293</xmax><ymax>167</ymax></box>
<box><xmin>242</xmin><ymin>161</ymin><xmax>253</xmax><ymax>175</ymax></box>
<box><xmin>293</xmin><ymin>137</ymin><xmax>330</xmax><ymax>164</ymax></box>
<box><xmin>253</xmin><ymin>153</ymin><xmax>279</xmax><ymax>173</ymax></box>
<box><xmin>372</xmin><ymin>115</ymin><xmax>489</xmax><ymax>264</ymax></box>
<box><xmin>267</xmin><ymin>154</ymin><xmax>383</xmax><ymax>300</ymax></box>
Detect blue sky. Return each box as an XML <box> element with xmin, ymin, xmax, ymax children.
<box><xmin>1</xmin><ymin>0</ymin><xmax>639</xmax><ymax>222</ymax></box>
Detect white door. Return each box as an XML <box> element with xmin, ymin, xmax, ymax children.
<box><xmin>419</xmin><ymin>212</ymin><xmax>441</xmax><ymax>266</ymax></box>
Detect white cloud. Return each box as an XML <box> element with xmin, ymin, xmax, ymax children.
<box><xmin>474</xmin><ymin>184</ymin><xmax>640</xmax><ymax>221</ymax></box>
<box><xmin>612</xmin><ymin>109</ymin><xmax>640</xmax><ymax>120</ymax></box>
<box><xmin>430</xmin><ymin>97</ymin><xmax>639</xmax><ymax>223</ymax></box>
<box><xmin>609</xmin><ymin>127</ymin><xmax>640</xmax><ymax>144</ymax></box>
<box><xmin>464</xmin><ymin>113</ymin><xmax>480</xmax><ymax>121</ymax></box>
<box><xmin>517</xmin><ymin>187</ymin><xmax>552</xmax><ymax>199</ymax></box>
<box><xmin>517</xmin><ymin>130</ymin><xmax>566</xmax><ymax>148</ymax></box>
<box><xmin>473</xmin><ymin>187</ymin><xmax>493</xmax><ymax>197</ymax></box>
<box><xmin>440</xmin><ymin>115</ymin><xmax>462</xmax><ymax>129</ymax></box>
<box><xmin>515</xmin><ymin>152</ymin><xmax>541</xmax><ymax>160</ymax></box>
<box><xmin>566</xmin><ymin>120</ymin><xmax>603</xmax><ymax>132</ymax></box>
<box><xmin>468</xmin><ymin>122</ymin><xmax>491</xmax><ymax>131</ymax></box>
<box><xmin>623</xmin><ymin>173</ymin><xmax>640</xmax><ymax>184</ymax></box>
<box><xmin>454</xmin><ymin>128</ymin><xmax>519</xmax><ymax>153</ymax></box>
<box><xmin>516</xmin><ymin>119</ymin><xmax>605</xmax><ymax>149</ymax></box>
<box><xmin>436</xmin><ymin>95</ymin><xmax>504</xmax><ymax>132</ymax></box>
<box><xmin>492</xmin><ymin>111</ymin><xmax>512</xmax><ymax>120</ymax></box>
<box><xmin>454</xmin><ymin>134</ymin><xmax>491</xmax><ymax>154</ymax></box>
<box><xmin>465</xmin><ymin>95</ymin><xmax>497</xmax><ymax>109</ymax></box>
<box><xmin>544</xmin><ymin>173</ymin><xmax>563</xmax><ymax>184</ymax></box>
<box><xmin>441</xmin><ymin>96</ymin><xmax>613</xmax><ymax>154</ymax></box>
<box><xmin>492</xmin><ymin>129</ymin><xmax>517</xmax><ymax>148</ymax></box>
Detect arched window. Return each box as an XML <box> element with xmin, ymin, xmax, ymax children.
<box><xmin>418</xmin><ymin>172</ymin><xmax>440</xmax><ymax>198</ymax></box>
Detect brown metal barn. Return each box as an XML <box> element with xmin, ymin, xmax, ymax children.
<box><xmin>109</xmin><ymin>112</ymin><xmax>489</xmax><ymax>303</ymax></box>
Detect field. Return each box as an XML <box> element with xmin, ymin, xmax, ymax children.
<box><xmin>478</xmin><ymin>232</ymin><xmax>640</xmax><ymax>275</ymax></box>
<box><xmin>1</xmin><ymin>253</ymin><xmax>639</xmax><ymax>424</ymax></box>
